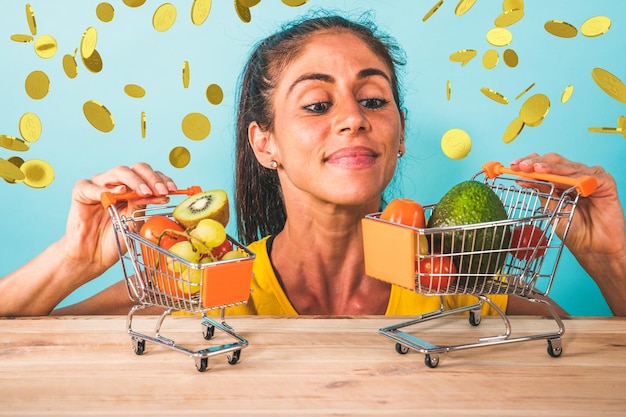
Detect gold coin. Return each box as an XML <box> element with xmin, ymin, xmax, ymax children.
<box><xmin>4</xmin><ymin>156</ymin><xmax>25</xmax><ymax>183</ymax></box>
<box><xmin>0</xmin><ymin>135</ymin><xmax>30</xmax><ymax>152</ymax></box>
<box><xmin>0</xmin><ymin>158</ymin><xmax>26</xmax><ymax>183</ymax></box>
<box><xmin>587</xmin><ymin>127</ymin><xmax>620</xmax><ymax>134</ymax></box>
<box><xmin>449</xmin><ymin>49</ymin><xmax>477</xmax><ymax>66</ymax></box>
<box><xmin>80</xmin><ymin>27</ymin><xmax>98</xmax><ymax>60</ymax></box>
<box><xmin>502</xmin><ymin>0</ymin><xmax>524</xmax><ymax>11</ymax></box>
<box><xmin>96</xmin><ymin>2</ymin><xmax>115</xmax><ymax>22</ymax></box>
<box><xmin>25</xmin><ymin>70</ymin><xmax>50</xmax><ymax>100</ymax></box>
<box><xmin>486</xmin><ymin>27</ymin><xmax>513</xmax><ymax>47</ymax></box>
<box><xmin>503</xmin><ymin>48</ymin><xmax>518</xmax><ymax>67</ymax></box>
<box><xmin>446</xmin><ymin>80</ymin><xmax>451</xmax><ymax>101</ymax></box>
<box><xmin>34</xmin><ymin>34</ymin><xmax>57</xmax><ymax>59</ymax></box>
<box><xmin>191</xmin><ymin>0</ymin><xmax>211</xmax><ymax>25</ymax></box>
<box><xmin>83</xmin><ymin>100</ymin><xmax>115</xmax><ymax>132</ymax></box>
<box><xmin>241</xmin><ymin>0</ymin><xmax>261</xmax><ymax>6</ymax></box>
<box><xmin>234</xmin><ymin>0</ymin><xmax>251</xmax><ymax>23</ymax></box>
<box><xmin>169</xmin><ymin>146</ymin><xmax>191</xmax><ymax>168</ymax></box>
<box><xmin>618</xmin><ymin>116</ymin><xmax>626</xmax><ymax>139</ymax></box>
<box><xmin>205</xmin><ymin>83</ymin><xmax>223</xmax><ymax>105</ymax></box>
<box><xmin>182</xmin><ymin>112</ymin><xmax>211</xmax><ymax>140</ymax></box>
<box><xmin>441</xmin><ymin>128</ymin><xmax>471</xmax><ymax>160</ymax></box>
<box><xmin>123</xmin><ymin>0</ymin><xmax>146</xmax><ymax>6</ymax></box>
<box><xmin>281</xmin><ymin>0</ymin><xmax>308</xmax><ymax>6</ymax></box>
<box><xmin>519</xmin><ymin>93</ymin><xmax>550</xmax><ymax>127</ymax></box>
<box><xmin>581</xmin><ymin>16</ymin><xmax>611</xmax><ymax>37</ymax></box>
<box><xmin>10</xmin><ymin>34</ymin><xmax>34</xmax><ymax>42</ymax></box>
<box><xmin>544</xmin><ymin>20</ymin><xmax>577</xmax><ymax>38</ymax></box>
<box><xmin>502</xmin><ymin>117</ymin><xmax>525</xmax><ymax>144</ymax></box>
<box><xmin>454</xmin><ymin>0</ymin><xmax>477</xmax><ymax>16</ymax></box>
<box><xmin>591</xmin><ymin>67</ymin><xmax>626</xmax><ymax>104</ymax></box>
<box><xmin>182</xmin><ymin>61</ymin><xmax>190</xmax><ymax>88</ymax></box>
<box><xmin>19</xmin><ymin>112</ymin><xmax>42</xmax><ymax>143</ymax></box>
<box><xmin>82</xmin><ymin>49</ymin><xmax>103</xmax><ymax>73</ymax></box>
<box><xmin>482</xmin><ymin>49</ymin><xmax>499</xmax><ymax>70</ymax></box>
<box><xmin>25</xmin><ymin>4</ymin><xmax>37</xmax><ymax>36</ymax></box>
<box><xmin>124</xmin><ymin>84</ymin><xmax>146</xmax><ymax>98</ymax></box>
<box><xmin>422</xmin><ymin>0</ymin><xmax>444</xmax><ymax>22</ymax></box>
<box><xmin>153</xmin><ymin>3</ymin><xmax>177</xmax><ymax>32</ymax></box>
<box><xmin>63</xmin><ymin>51</ymin><xmax>78</xmax><ymax>79</ymax></box>
<box><xmin>495</xmin><ymin>9</ymin><xmax>524</xmax><ymax>27</ymax></box>
<box><xmin>480</xmin><ymin>87</ymin><xmax>509</xmax><ymax>104</ymax></box>
<box><xmin>515</xmin><ymin>82</ymin><xmax>535</xmax><ymax>100</ymax></box>
<box><xmin>561</xmin><ymin>84</ymin><xmax>574</xmax><ymax>103</ymax></box>
<box><xmin>21</xmin><ymin>159</ymin><xmax>54</xmax><ymax>188</ymax></box>
<box><xmin>141</xmin><ymin>111</ymin><xmax>147</xmax><ymax>138</ymax></box>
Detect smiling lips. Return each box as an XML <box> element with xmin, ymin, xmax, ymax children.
<box><xmin>325</xmin><ymin>146</ymin><xmax>379</xmax><ymax>168</ymax></box>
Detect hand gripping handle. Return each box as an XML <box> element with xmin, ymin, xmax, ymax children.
<box><xmin>100</xmin><ymin>185</ymin><xmax>202</xmax><ymax>208</ymax></box>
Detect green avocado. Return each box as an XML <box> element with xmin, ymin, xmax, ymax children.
<box><xmin>426</xmin><ymin>180</ymin><xmax>510</xmax><ymax>279</ymax></box>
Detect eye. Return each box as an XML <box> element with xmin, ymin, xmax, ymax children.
<box><xmin>360</xmin><ymin>98</ymin><xmax>389</xmax><ymax>109</ymax></box>
<box><xmin>304</xmin><ymin>101</ymin><xmax>332</xmax><ymax>113</ymax></box>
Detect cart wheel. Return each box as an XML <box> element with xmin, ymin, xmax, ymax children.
<box><xmin>202</xmin><ymin>324</ymin><xmax>215</xmax><ymax>340</ymax></box>
<box><xmin>547</xmin><ymin>338</ymin><xmax>563</xmax><ymax>358</ymax></box>
<box><xmin>395</xmin><ymin>343</ymin><xmax>410</xmax><ymax>355</ymax></box>
<box><xmin>195</xmin><ymin>357</ymin><xmax>208</xmax><ymax>372</ymax></box>
<box><xmin>469</xmin><ymin>309</ymin><xmax>482</xmax><ymax>326</ymax></box>
<box><xmin>227</xmin><ymin>349</ymin><xmax>241</xmax><ymax>365</ymax></box>
<box><xmin>132</xmin><ymin>338</ymin><xmax>145</xmax><ymax>355</ymax></box>
<box><xmin>424</xmin><ymin>354</ymin><xmax>439</xmax><ymax>368</ymax></box>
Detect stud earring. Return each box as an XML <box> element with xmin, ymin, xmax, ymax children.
<box><xmin>269</xmin><ymin>160</ymin><xmax>278</xmax><ymax>169</ymax></box>
<box><xmin>397</xmin><ymin>151</ymin><xmax>403</xmax><ymax>158</ymax></box>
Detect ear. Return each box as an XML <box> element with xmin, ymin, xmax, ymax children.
<box><xmin>248</xmin><ymin>121</ymin><xmax>276</xmax><ymax>169</ymax></box>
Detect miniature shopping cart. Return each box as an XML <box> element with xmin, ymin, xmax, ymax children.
<box><xmin>101</xmin><ymin>187</ymin><xmax>255</xmax><ymax>372</ymax></box>
<box><xmin>362</xmin><ymin>161</ymin><xmax>597</xmax><ymax>368</ymax></box>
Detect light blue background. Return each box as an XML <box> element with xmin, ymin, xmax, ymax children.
<box><xmin>1</xmin><ymin>1</ymin><xmax>624</xmax><ymax>315</ymax></box>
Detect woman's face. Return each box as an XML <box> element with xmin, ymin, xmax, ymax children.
<box><xmin>260</xmin><ymin>30</ymin><xmax>404</xmax><ymax>210</ymax></box>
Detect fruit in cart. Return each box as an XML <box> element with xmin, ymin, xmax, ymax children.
<box><xmin>426</xmin><ymin>180</ymin><xmax>510</xmax><ymax>276</ymax></box>
<box><xmin>509</xmin><ymin>224</ymin><xmax>548</xmax><ymax>261</ymax></box>
<box><xmin>139</xmin><ymin>215</ymin><xmax>187</xmax><ymax>249</ymax></box>
<box><xmin>189</xmin><ymin>218</ymin><xmax>228</xmax><ymax>252</ymax></box>
<box><xmin>416</xmin><ymin>253</ymin><xmax>457</xmax><ymax>291</ymax></box>
<box><xmin>221</xmin><ymin>248</ymin><xmax>248</xmax><ymax>260</ymax></box>
<box><xmin>173</xmin><ymin>189</ymin><xmax>229</xmax><ymax>229</ymax></box>
<box><xmin>211</xmin><ymin>238</ymin><xmax>234</xmax><ymax>260</ymax></box>
<box><xmin>165</xmin><ymin>240</ymin><xmax>203</xmax><ymax>294</ymax></box>
<box><xmin>380</xmin><ymin>198</ymin><xmax>429</xmax><ymax>255</ymax></box>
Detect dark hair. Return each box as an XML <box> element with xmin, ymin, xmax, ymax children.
<box><xmin>235</xmin><ymin>11</ymin><xmax>406</xmax><ymax>245</ymax></box>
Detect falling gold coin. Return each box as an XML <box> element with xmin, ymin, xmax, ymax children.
<box><xmin>96</xmin><ymin>2</ymin><xmax>115</xmax><ymax>22</ymax></box>
<box><xmin>25</xmin><ymin>4</ymin><xmax>37</xmax><ymax>36</ymax></box>
<box><xmin>454</xmin><ymin>0</ymin><xmax>477</xmax><ymax>16</ymax></box>
<box><xmin>124</xmin><ymin>84</ymin><xmax>146</xmax><ymax>98</ymax></box>
<box><xmin>21</xmin><ymin>159</ymin><xmax>54</xmax><ymax>188</ymax></box>
<box><xmin>480</xmin><ymin>87</ymin><xmax>509</xmax><ymax>104</ymax></box>
<box><xmin>486</xmin><ymin>27</ymin><xmax>513</xmax><ymax>46</ymax></box>
<box><xmin>34</xmin><ymin>34</ymin><xmax>57</xmax><ymax>59</ymax></box>
<box><xmin>182</xmin><ymin>112</ymin><xmax>211</xmax><ymax>140</ymax></box>
<box><xmin>519</xmin><ymin>93</ymin><xmax>550</xmax><ymax>127</ymax></box>
<box><xmin>141</xmin><ymin>111</ymin><xmax>147</xmax><ymax>138</ymax></box>
<box><xmin>441</xmin><ymin>128</ymin><xmax>471</xmax><ymax>160</ymax></box>
<box><xmin>587</xmin><ymin>127</ymin><xmax>621</xmax><ymax>134</ymax></box>
<box><xmin>581</xmin><ymin>16</ymin><xmax>611</xmax><ymax>37</ymax></box>
<box><xmin>169</xmin><ymin>146</ymin><xmax>191</xmax><ymax>168</ymax></box>
<box><xmin>80</xmin><ymin>27</ymin><xmax>98</xmax><ymax>60</ymax></box>
<box><xmin>234</xmin><ymin>0</ymin><xmax>251</xmax><ymax>23</ymax></box>
<box><xmin>495</xmin><ymin>8</ymin><xmax>524</xmax><ymax>27</ymax></box>
<box><xmin>446</xmin><ymin>80</ymin><xmax>451</xmax><ymax>101</ymax></box>
<box><xmin>482</xmin><ymin>49</ymin><xmax>499</xmax><ymax>70</ymax></box>
<box><xmin>0</xmin><ymin>158</ymin><xmax>26</xmax><ymax>183</ymax></box>
<box><xmin>422</xmin><ymin>0</ymin><xmax>444</xmax><ymax>22</ymax></box>
<box><xmin>62</xmin><ymin>51</ymin><xmax>78</xmax><ymax>79</ymax></box>
<box><xmin>25</xmin><ymin>70</ymin><xmax>50</xmax><ymax>100</ymax></box>
<box><xmin>153</xmin><ymin>3</ymin><xmax>177</xmax><ymax>31</ymax></box>
<box><xmin>544</xmin><ymin>20</ymin><xmax>577</xmax><ymax>38</ymax></box>
<box><xmin>206</xmin><ymin>84</ymin><xmax>223</xmax><ymax>105</ymax></box>
<box><xmin>10</xmin><ymin>34</ymin><xmax>34</xmax><ymax>42</ymax></box>
<box><xmin>502</xmin><ymin>117</ymin><xmax>525</xmax><ymax>144</ymax></box>
<box><xmin>191</xmin><ymin>0</ymin><xmax>211</xmax><ymax>25</ymax></box>
<box><xmin>502</xmin><ymin>0</ymin><xmax>524</xmax><ymax>11</ymax></box>
<box><xmin>618</xmin><ymin>116</ymin><xmax>626</xmax><ymax>139</ymax></box>
<box><xmin>449</xmin><ymin>49</ymin><xmax>477</xmax><ymax>66</ymax></box>
<box><xmin>182</xmin><ymin>61</ymin><xmax>190</xmax><ymax>88</ymax></box>
<box><xmin>561</xmin><ymin>85</ymin><xmax>574</xmax><ymax>103</ymax></box>
<box><xmin>82</xmin><ymin>49</ymin><xmax>103</xmax><ymax>73</ymax></box>
<box><xmin>83</xmin><ymin>100</ymin><xmax>115</xmax><ymax>132</ymax></box>
<box><xmin>19</xmin><ymin>113</ymin><xmax>42</xmax><ymax>143</ymax></box>
<box><xmin>123</xmin><ymin>0</ymin><xmax>146</xmax><ymax>6</ymax></box>
<box><xmin>503</xmin><ymin>48</ymin><xmax>518</xmax><ymax>67</ymax></box>
<box><xmin>591</xmin><ymin>68</ymin><xmax>626</xmax><ymax>104</ymax></box>
<box><xmin>0</xmin><ymin>135</ymin><xmax>30</xmax><ymax>152</ymax></box>
<box><xmin>281</xmin><ymin>0</ymin><xmax>308</xmax><ymax>6</ymax></box>
<box><xmin>241</xmin><ymin>0</ymin><xmax>261</xmax><ymax>6</ymax></box>
<box><xmin>515</xmin><ymin>82</ymin><xmax>535</xmax><ymax>100</ymax></box>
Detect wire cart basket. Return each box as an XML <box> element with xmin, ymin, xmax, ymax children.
<box><xmin>101</xmin><ymin>186</ymin><xmax>255</xmax><ymax>372</ymax></box>
<box><xmin>362</xmin><ymin>161</ymin><xmax>598</xmax><ymax>368</ymax></box>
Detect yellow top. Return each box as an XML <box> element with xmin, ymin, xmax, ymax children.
<box><xmin>214</xmin><ymin>236</ymin><xmax>508</xmax><ymax>316</ymax></box>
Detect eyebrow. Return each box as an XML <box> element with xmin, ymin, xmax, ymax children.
<box><xmin>287</xmin><ymin>68</ymin><xmax>392</xmax><ymax>95</ymax></box>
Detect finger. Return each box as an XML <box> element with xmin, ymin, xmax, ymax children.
<box><xmin>90</xmin><ymin>164</ymin><xmax>177</xmax><ymax>197</ymax></box>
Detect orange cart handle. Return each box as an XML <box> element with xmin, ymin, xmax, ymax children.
<box><xmin>482</xmin><ymin>161</ymin><xmax>597</xmax><ymax>197</ymax></box>
<box><xmin>100</xmin><ymin>185</ymin><xmax>202</xmax><ymax>208</ymax></box>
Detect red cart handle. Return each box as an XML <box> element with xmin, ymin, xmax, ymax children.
<box><xmin>100</xmin><ymin>185</ymin><xmax>202</xmax><ymax>208</ymax></box>
<box><xmin>482</xmin><ymin>161</ymin><xmax>597</xmax><ymax>197</ymax></box>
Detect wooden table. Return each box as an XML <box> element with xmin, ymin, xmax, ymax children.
<box><xmin>1</xmin><ymin>315</ymin><xmax>624</xmax><ymax>416</ymax></box>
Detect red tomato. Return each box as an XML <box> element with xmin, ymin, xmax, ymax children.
<box><xmin>211</xmin><ymin>238</ymin><xmax>233</xmax><ymax>260</ymax></box>
<box><xmin>416</xmin><ymin>254</ymin><xmax>457</xmax><ymax>291</ymax></box>
<box><xmin>380</xmin><ymin>198</ymin><xmax>425</xmax><ymax>228</ymax></box>
<box><xmin>140</xmin><ymin>216</ymin><xmax>187</xmax><ymax>249</ymax></box>
<box><xmin>509</xmin><ymin>224</ymin><xmax>548</xmax><ymax>260</ymax></box>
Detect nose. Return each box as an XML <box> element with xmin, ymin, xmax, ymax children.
<box><xmin>334</xmin><ymin>97</ymin><xmax>370</xmax><ymax>135</ymax></box>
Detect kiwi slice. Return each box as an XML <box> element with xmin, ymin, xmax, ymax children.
<box><xmin>173</xmin><ymin>189</ymin><xmax>229</xmax><ymax>229</ymax></box>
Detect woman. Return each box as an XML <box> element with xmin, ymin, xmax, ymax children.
<box><xmin>1</xmin><ymin>14</ymin><xmax>624</xmax><ymax>317</ymax></box>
